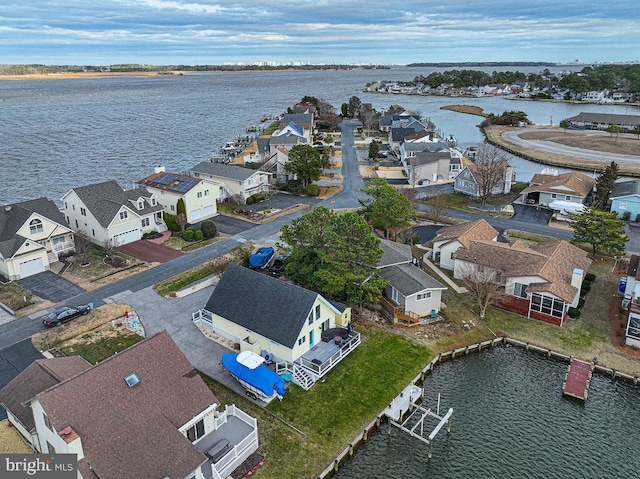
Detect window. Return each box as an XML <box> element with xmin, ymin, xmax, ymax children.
<box><xmin>151</xmin><ymin>197</ymin><xmax>157</xmax><ymax>206</ymax></box>
<box><xmin>92</xmin><ymin>229</ymin><xmax>95</xmax><ymax>236</ymax></box>
<box><xmin>141</xmin><ymin>218</ymin><xmax>150</xmax><ymax>227</ymax></box>
<box><xmin>565</xmin><ymin>196</ymin><xmax>571</xmax><ymax>201</ymax></box>
<box><xmin>391</xmin><ymin>287</ymin><xmax>400</xmax><ymax>304</ymax></box>
<box><xmin>66</xmin><ymin>216</ymin><xmax>69</xmax><ymax>224</ymax></box>
<box><xmin>119</xmin><ymin>211</ymin><xmax>128</xmax><ymax>220</ymax></box>
<box><xmin>170</xmin><ymin>205</ymin><xmax>175</xmax><ymax>211</ymax></box>
<box><xmin>307</xmin><ymin>312</ymin><xmax>313</xmax><ymax>325</ymax></box>
<box><xmin>204</xmin><ymin>189</ymin><xmax>209</xmax><ymax>196</ymax></box>
<box><xmin>72</xmin><ymin>204</ymin><xmax>76</xmax><ymax>211</ymax></box>
<box><xmin>124</xmin><ymin>373</ymin><xmax>140</xmax><ymax>388</ymax></box>
<box><xmin>43</xmin><ymin>413</ymin><xmax>53</xmax><ymax>431</ymax></box>
<box><xmin>514</xmin><ymin>283</ymin><xmax>528</xmax><ymax>299</ymax></box>
<box><xmin>29</xmin><ymin>219</ymin><xmax>43</xmax><ymax>234</ymax></box>
<box><xmin>197</xmin><ymin>191</ymin><xmax>203</xmax><ymax>198</ymax></box>
<box><xmin>551</xmin><ymin>194</ymin><xmax>557</xmax><ymax>199</ymax></box>
<box><xmin>138</xmin><ymin>200</ymin><xmax>144</xmax><ymax>210</ymax></box>
<box><xmin>193</xmin><ymin>173</ymin><xmax>200</xmax><ymax>178</ymax></box>
<box><xmin>75</xmin><ymin>219</ymin><xmax>78</xmax><ymax>228</ymax></box>
<box><xmin>315</xmin><ymin>304</ymin><xmax>320</xmax><ymax>320</ymax></box>
<box><xmin>298</xmin><ymin>336</ymin><xmax>306</xmax><ymax>345</ymax></box>
<box><xmin>47</xmin><ymin>441</ymin><xmax>56</xmax><ymax>454</ymax></box>
<box><xmin>80</xmin><ymin>207</ymin><xmax>86</xmax><ymax>216</ymax></box>
<box><xmin>64</xmin><ymin>202</ymin><xmax>67</xmax><ymax>209</ymax></box>
<box><xmin>619</xmin><ymin>201</ymin><xmax>627</xmax><ymax>210</ymax></box>
<box><xmin>416</xmin><ymin>292</ymin><xmax>432</xmax><ymax>301</ymax></box>
<box><xmin>186</xmin><ymin>419</ymin><xmax>205</xmax><ymax>442</ymax></box>
<box><xmin>530</xmin><ymin>293</ymin><xmax>565</xmax><ymax>318</ymax></box>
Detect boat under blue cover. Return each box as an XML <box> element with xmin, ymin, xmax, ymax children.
<box><xmin>222</xmin><ymin>353</ymin><xmax>286</xmax><ymax>398</ymax></box>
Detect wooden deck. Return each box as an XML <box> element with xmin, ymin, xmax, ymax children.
<box><xmin>379</xmin><ymin>296</ymin><xmax>421</xmax><ymax>326</ymax></box>
<box><xmin>562</xmin><ymin>359</ymin><xmax>593</xmax><ymax>401</ymax></box>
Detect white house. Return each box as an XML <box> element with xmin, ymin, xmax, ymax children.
<box><xmin>136</xmin><ymin>167</ymin><xmax>219</xmax><ymax>224</ymax></box>
<box><xmin>0</xmin><ymin>332</ymin><xmax>259</xmax><ymax>479</ymax></box>
<box><xmin>430</xmin><ymin>219</ymin><xmax>499</xmax><ymax>271</ymax></box>
<box><xmin>0</xmin><ymin>198</ymin><xmax>75</xmax><ymax>280</ymax></box>
<box><xmin>62</xmin><ymin>180</ymin><xmax>165</xmax><ymax>247</ymax></box>
<box><xmin>190</xmin><ymin>162</ymin><xmax>270</xmax><ymax>203</ymax></box>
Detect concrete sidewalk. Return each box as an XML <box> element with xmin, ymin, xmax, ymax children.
<box><xmin>423</xmin><ymin>258</ymin><xmax>468</xmax><ymax>294</ymax></box>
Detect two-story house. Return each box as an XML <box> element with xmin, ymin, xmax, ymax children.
<box><xmin>136</xmin><ymin>167</ymin><xmax>219</xmax><ymax>224</ymax></box>
<box><xmin>190</xmin><ymin>162</ymin><xmax>270</xmax><ymax>203</ymax></box>
<box><xmin>61</xmin><ymin>180</ymin><xmax>164</xmax><ymax>247</ymax></box>
<box><xmin>0</xmin><ymin>198</ymin><xmax>75</xmax><ymax>280</ymax></box>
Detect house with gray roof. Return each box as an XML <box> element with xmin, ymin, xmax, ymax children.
<box><xmin>195</xmin><ymin>264</ymin><xmax>359</xmax><ymax>389</ymax></box>
<box><xmin>376</xmin><ymin>239</ymin><xmax>447</xmax><ymax>325</ymax></box>
<box><xmin>190</xmin><ymin>161</ymin><xmax>270</xmax><ymax>203</ymax></box>
<box><xmin>565</xmin><ymin>112</ymin><xmax>640</xmax><ymax>132</ymax></box>
<box><xmin>62</xmin><ymin>180</ymin><xmax>164</xmax><ymax>247</ymax></box>
<box><xmin>0</xmin><ymin>198</ymin><xmax>75</xmax><ymax>280</ymax></box>
<box><xmin>610</xmin><ymin>180</ymin><xmax>640</xmax><ymax>219</ymax></box>
<box><xmin>1</xmin><ymin>331</ymin><xmax>259</xmax><ymax>479</ymax></box>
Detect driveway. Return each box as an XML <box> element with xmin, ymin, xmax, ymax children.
<box><xmin>0</xmin><ymin>339</ymin><xmax>44</xmax><ymax>420</ymax></box>
<box><xmin>511</xmin><ymin>203</ymin><xmax>554</xmax><ymax>225</ymax></box>
<box><xmin>211</xmin><ymin>214</ymin><xmax>257</xmax><ymax>235</ymax></box>
<box><xmin>112</xmin><ymin>286</ymin><xmax>247</xmax><ymax>398</ymax></box>
<box><xmin>16</xmin><ymin>270</ymin><xmax>86</xmax><ymax>303</ymax></box>
<box><xmin>117</xmin><ymin>239</ymin><xmax>184</xmax><ymax>263</ymax></box>
<box><xmin>242</xmin><ymin>193</ymin><xmax>317</xmax><ymax>214</ymax></box>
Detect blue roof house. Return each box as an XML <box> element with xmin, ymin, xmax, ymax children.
<box><xmin>610</xmin><ymin>181</ymin><xmax>640</xmax><ymax>220</ymax></box>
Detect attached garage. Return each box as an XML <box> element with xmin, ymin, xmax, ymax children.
<box><xmin>113</xmin><ymin>229</ymin><xmax>141</xmax><ymax>246</ymax></box>
<box><xmin>190</xmin><ymin>209</ymin><xmax>203</xmax><ymax>222</ymax></box>
<box><xmin>19</xmin><ymin>257</ymin><xmax>45</xmax><ymax>279</ymax></box>
<box><xmin>201</xmin><ymin>205</ymin><xmax>215</xmax><ymax>218</ymax></box>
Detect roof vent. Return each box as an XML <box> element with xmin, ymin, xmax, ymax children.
<box><xmin>124</xmin><ymin>373</ymin><xmax>140</xmax><ymax>388</ymax></box>
<box><xmin>4</xmin><ymin>205</ymin><xmax>11</xmax><ymax>213</ymax></box>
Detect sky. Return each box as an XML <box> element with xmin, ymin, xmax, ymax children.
<box><xmin>1</xmin><ymin>1</ymin><xmax>639</xmax><ymax>65</ymax></box>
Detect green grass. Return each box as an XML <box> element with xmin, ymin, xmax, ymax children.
<box><xmin>201</xmin><ymin>329</ymin><xmax>434</xmax><ymax>479</ymax></box>
<box><xmin>162</xmin><ymin>235</ymin><xmax>224</xmax><ymax>252</ymax></box>
<box><xmin>60</xmin><ymin>331</ymin><xmax>143</xmax><ymax>364</ymax></box>
<box><xmin>67</xmin><ymin>247</ymin><xmax>136</xmax><ymax>281</ymax></box>
<box><xmin>0</xmin><ymin>282</ymin><xmax>33</xmax><ymax>311</ymax></box>
<box><xmin>154</xmin><ymin>263</ymin><xmax>215</xmax><ymax>297</ymax></box>
<box><xmin>262</xmin><ymin>121</ymin><xmax>279</xmax><ymax>136</ymax></box>
<box><xmin>418</xmin><ymin>191</ymin><xmax>518</xmax><ymax>217</ymax></box>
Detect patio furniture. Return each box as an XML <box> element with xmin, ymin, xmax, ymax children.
<box><xmin>206</xmin><ymin>438</ymin><xmax>231</xmax><ymax>463</ymax></box>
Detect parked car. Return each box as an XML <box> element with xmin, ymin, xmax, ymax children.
<box><xmin>42</xmin><ymin>303</ymin><xmax>93</xmax><ymax>327</ymax></box>
<box><xmin>269</xmin><ymin>255</ymin><xmax>288</xmax><ymax>276</ymax></box>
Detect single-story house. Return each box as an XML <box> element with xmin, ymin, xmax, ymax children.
<box><xmin>625</xmin><ymin>305</ymin><xmax>640</xmax><ymax>349</ymax></box>
<box><xmin>194</xmin><ymin>263</ymin><xmax>359</xmax><ymax>389</ymax></box>
<box><xmin>190</xmin><ymin>161</ymin><xmax>270</xmax><ymax>203</ymax></box>
<box><xmin>610</xmin><ymin>180</ymin><xmax>640</xmax><ymax>219</ymax></box>
<box><xmin>454</xmin><ymin>161</ymin><xmax>513</xmax><ymax>198</ymax></box>
<box><xmin>0</xmin><ymin>331</ymin><xmax>259</xmax><ymax>479</ymax></box>
<box><xmin>453</xmin><ymin>239</ymin><xmax>592</xmax><ymax>326</ymax></box>
<box><xmin>565</xmin><ymin>112</ymin><xmax>640</xmax><ymax>132</ymax></box>
<box><xmin>62</xmin><ymin>180</ymin><xmax>165</xmax><ymax>247</ymax></box>
<box><xmin>519</xmin><ymin>171</ymin><xmax>595</xmax><ymax>207</ymax></box>
<box><xmin>0</xmin><ymin>198</ymin><xmax>75</xmax><ymax>280</ymax></box>
<box><xmin>376</xmin><ymin>239</ymin><xmax>447</xmax><ymax>325</ymax></box>
<box><xmin>430</xmin><ymin>219</ymin><xmax>499</xmax><ymax>270</ymax></box>
<box><xmin>136</xmin><ymin>167</ymin><xmax>219</xmax><ymax>224</ymax></box>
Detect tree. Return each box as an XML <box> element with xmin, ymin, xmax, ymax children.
<box><xmin>279</xmin><ymin>206</ymin><xmax>387</xmax><ymax>304</ymax></box>
<box><xmin>341</xmin><ymin>103</ymin><xmax>348</xmax><ymax>117</ymax></box>
<box><xmin>361</xmin><ymin>107</ymin><xmax>379</xmax><ymax>137</ymax></box>
<box><xmin>592</xmin><ymin>161</ymin><xmax>619</xmax><ymax>210</ymax></box>
<box><xmin>606</xmin><ymin>123</ymin><xmax>622</xmax><ymax>140</ymax></box>
<box><xmin>421</xmin><ymin>193</ymin><xmax>449</xmax><ymax>222</ymax></box>
<box><xmin>632</xmin><ymin>124</ymin><xmax>640</xmax><ymax>139</ymax></box>
<box><xmin>368</xmin><ymin>140</ymin><xmax>380</xmax><ymax>160</ymax></box>
<box><xmin>472</xmin><ymin>145</ymin><xmax>510</xmax><ymax>205</ymax></box>
<box><xmin>360</xmin><ymin>178</ymin><xmax>414</xmax><ymax>239</ymax></box>
<box><xmin>568</xmin><ymin>208</ymin><xmax>628</xmax><ymax>260</ymax></box>
<box><xmin>176</xmin><ymin>198</ymin><xmax>187</xmax><ymax>233</ymax></box>
<box><xmin>559</xmin><ymin>119</ymin><xmax>570</xmax><ymax>132</ymax></box>
<box><xmin>74</xmin><ymin>232</ymin><xmax>94</xmax><ymax>266</ymax></box>
<box><xmin>300</xmin><ymin>95</ymin><xmax>319</xmax><ymax>107</ymax></box>
<box><xmin>347</xmin><ymin>96</ymin><xmax>362</xmax><ymax>118</ymax></box>
<box><xmin>285</xmin><ymin>144</ymin><xmax>324</xmax><ymax>188</ymax></box>
<box><xmin>201</xmin><ymin>220</ymin><xmax>217</xmax><ymax>239</ymax></box>
<box><xmin>458</xmin><ymin>267</ymin><xmax>503</xmax><ymax>319</ymax></box>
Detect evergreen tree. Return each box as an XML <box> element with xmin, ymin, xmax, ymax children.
<box><xmin>360</xmin><ymin>178</ymin><xmax>414</xmax><ymax>238</ymax></box>
<box><xmin>285</xmin><ymin>144</ymin><xmax>324</xmax><ymax>188</ymax></box>
<box><xmin>569</xmin><ymin>208</ymin><xmax>628</xmax><ymax>259</ymax></box>
<box><xmin>593</xmin><ymin>161</ymin><xmax>619</xmax><ymax>210</ymax></box>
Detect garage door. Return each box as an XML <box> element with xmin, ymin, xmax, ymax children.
<box><xmin>201</xmin><ymin>205</ymin><xmax>215</xmax><ymax>218</ymax></box>
<box><xmin>113</xmin><ymin>229</ymin><xmax>141</xmax><ymax>246</ymax></box>
<box><xmin>19</xmin><ymin>257</ymin><xmax>45</xmax><ymax>278</ymax></box>
<box><xmin>190</xmin><ymin>209</ymin><xmax>202</xmax><ymax>221</ymax></box>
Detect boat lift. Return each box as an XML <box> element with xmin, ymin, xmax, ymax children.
<box><xmin>384</xmin><ymin>384</ymin><xmax>453</xmax><ymax>460</ymax></box>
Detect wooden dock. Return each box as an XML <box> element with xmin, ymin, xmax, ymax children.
<box><xmin>562</xmin><ymin>359</ymin><xmax>593</xmax><ymax>401</ymax></box>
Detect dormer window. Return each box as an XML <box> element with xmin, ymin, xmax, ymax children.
<box><xmin>29</xmin><ymin>219</ymin><xmax>43</xmax><ymax>234</ymax></box>
<box><xmin>138</xmin><ymin>200</ymin><xmax>144</xmax><ymax>210</ymax></box>
<box><xmin>151</xmin><ymin>197</ymin><xmax>157</xmax><ymax>206</ymax></box>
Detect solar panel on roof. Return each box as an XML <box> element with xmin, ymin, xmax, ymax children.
<box><xmin>154</xmin><ymin>174</ymin><xmax>174</xmax><ymax>186</ymax></box>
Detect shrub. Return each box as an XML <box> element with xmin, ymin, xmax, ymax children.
<box><xmin>201</xmin><ymin>220</ymin><xmax>217</xmax><ymax>239</ymax></box>
<box><xmin>182</xmin><ymin>228</ymin><xmax>195</xmax><ymax>242</ymax></box>
<box><xmin>581</xmin><ymin>279</ymin><xmax>591</xmax><ymax>288</ymax></box>
<box><xmin>577</xmin><ymin>299</ymin><xmax>585</xmax><ymax>309</ymax></box>
<box><xmin>305</xmin><ymin>184</ymin><xmax>321</xmax><ymax>197</ymax></box>
<box><xmin>164</xmin><ymin>213</ymin><xmax>180</xmax><ymax>232</ymax></box>
<box><xmin>567</xmin><ymin>308</ymin><xmax>581</xmax><ymax>319</ymax></box>
<box><xmin>581</xmin><ymin>283</ymin><xmax>591</xmax><ymax>294</ymax></box>
<box><xmin>636</xmin><ymin>213</ymin><xmax>640</xmax><ymax>223</ymax></box>
<box><xmin>194</xmin><ymin>230</ymin><xmax>203</xmax><ymax>241</ymax></box>
<box><xmin>245</xmin><ymin>196</ymin><xmax>255</xmax><ymax>205</ymax></box>
<box><xmin>623</xmin><ymin>211</ymin><xmax>631</xmax><ymax>221</ymax></box>
<box><xmin>585</xmin><ymin>273</ymin><xmax>596</xmax><ymax>282</ymax></box>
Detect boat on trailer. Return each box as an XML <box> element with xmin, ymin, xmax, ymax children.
<box><xmin>222</xmin><ymin>351</ymin><xmax>285</xmax><ymax>403</ymax></box>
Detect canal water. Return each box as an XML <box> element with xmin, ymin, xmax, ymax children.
<box><xmin>333</xmin><ymin>346</ymin><xmax>639</xmax><ymax>479</ymax></box>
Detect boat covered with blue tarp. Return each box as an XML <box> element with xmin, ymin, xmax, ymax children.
<box><xmin>222</xmin><ymin>352</ymin><xmax>285</xmax><ymax>402</ymax></box>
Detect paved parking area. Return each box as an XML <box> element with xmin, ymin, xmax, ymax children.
<box><xmin>117</xmin><ymin>239</ymin><xmax>184</xmax><ymax>263</ymax></box>
<box><xmin>17</xmin><ymin>270</ymin><xmax>86</xmax><ymax>303</ymax></box>
<box><xmin>242</xmin><ymin>193</ymin><xmax>318</xmax><ymax>213</ymax></box>
<box><xmin>511</xmin><ymin>203</ymin><xmax>554</xmax><ymax>225</ymax></box>
<box><xmin>211</xmin><ymin>214</ymin><xmax>258</xmax><ymax>235</ymax></box>
<box><xmin>0</xmin><ymin>339</ymin><xmax>44</xmax><ymax>420</ymax></box>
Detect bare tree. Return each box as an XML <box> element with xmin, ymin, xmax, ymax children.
<box><xmin>361</xmin><ymin>108</ymin><xmax>379</xmax><ymax>137</ymax></box>
<box><xmin>458</xmin><ymin>266</ymin><xmax>503</xmax><ymax>319</ymax></box>
<box><xmin>74</xmin><ymin>232</ymin><xmax>94</xmax><ymax>266</ymax></box>
<box><xmin>473</xmin><ymin>145</ymin><xmax>509</xmax><ymax>205</ymax></box>
<box><xmin>422</xmin><ymin>193</ymin><xmax>449</xmax><ymax>222</ymax></box>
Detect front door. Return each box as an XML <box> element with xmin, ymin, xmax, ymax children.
<box><xmin>309</xmin><ymin>330</ymin><xmax>315</xmax><ymax>347</ymax></box>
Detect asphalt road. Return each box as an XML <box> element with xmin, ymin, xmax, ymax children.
<box><xmin>501</xmin><ymin>128</ymin><xmax>640</xmax><ymax>167</ymax></box>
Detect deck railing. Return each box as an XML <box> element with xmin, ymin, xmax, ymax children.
<box><xmin>379</xmin><ymin>296</ymin><xmax>421</xmax><ymax>326</ymax></box>
<box><xmin>297</xmin><ymin>332</ymin><xmax>361</xmax><ymax>377</ymax></box>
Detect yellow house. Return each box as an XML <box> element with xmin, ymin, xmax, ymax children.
<box><xmin>197</xmin><ymin>264</ymin><xmax>359</xmax><ymax>389</ymax></box>
<box><xmin>0</xmin><ymin>198</ymin><xmax>75</xmax><ymax>280</ymax></box>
